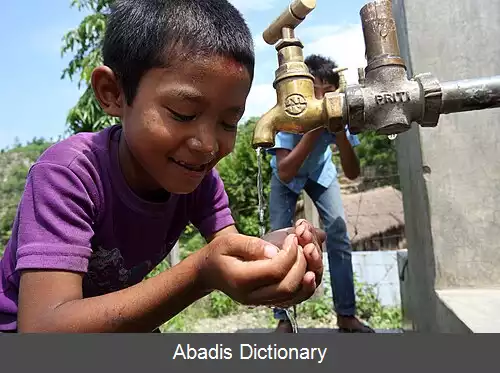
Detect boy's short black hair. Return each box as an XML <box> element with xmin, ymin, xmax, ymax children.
<box><xmin>304</xmin><ymin>54</ymin><xmax>340</xmax><ymax>88</ymax></box>
<box><xmin>102</xmin><ymin>0</ymin><xmax>255</xmax><ymax>105</ymax></box>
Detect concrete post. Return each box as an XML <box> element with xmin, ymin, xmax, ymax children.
<box><xmin>393</xmin><ymin>0</ymin><xmax>500</xmax><ymax>332</ymax></box>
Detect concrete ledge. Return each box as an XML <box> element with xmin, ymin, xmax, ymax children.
<box><xmin>235</xmin><ymin>328</ymin><xmax>403</xmax><ymax>334</ymax></box>
<box><xmin>436</xmin><ymin>288</ymin><xmax>500</xmax><ymax>333</ymax></box>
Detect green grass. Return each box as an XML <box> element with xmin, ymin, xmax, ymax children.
<box><xmin>158</xmin><ymin>275</ymin><xmax>402</xmax><ymax>332</ymax></box>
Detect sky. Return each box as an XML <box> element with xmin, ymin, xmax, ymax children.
<box><xmin>0</xmin><ymin>0</ymin><xmax>369</xmax><ymax>149</ymax></box>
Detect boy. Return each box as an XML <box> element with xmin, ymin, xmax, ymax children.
<box><xmin>0</xmin><ymin>0</ymin><xmax>324</xmax><ymax>333</ymax></box>
<box><xmin>267</xmin><ymin>55</ymin><xmax>374</xmax><ymax>333</ymax></box>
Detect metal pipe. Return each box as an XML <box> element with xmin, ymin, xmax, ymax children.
<box><xmin>440</xmin><ymin>75</ymin><xmax>500</xmax><ymax>114</ymax></box>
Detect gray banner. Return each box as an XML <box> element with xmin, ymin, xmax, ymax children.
<box><xmin>0</xmin><ymin>334</ymin><xmax>494</xmax><ymax>372</ymax></box>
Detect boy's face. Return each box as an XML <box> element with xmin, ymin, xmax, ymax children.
<box><xmin>313</xmin><ymin>77</ymin><xmax>337</xmax><ymax>99</ymax></box>
<box><xmin>96</xmin><ymin>55</ymin><xmax>251</xmax><ymax>195</ymax></box>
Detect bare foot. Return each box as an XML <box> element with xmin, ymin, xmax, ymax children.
<box><xmin>274</xmin><ymin>320</ymin><xmax>294</xmax><ymax>333</ymax></box>
<box><xmin>337</xmin><ymin>315</ymin><xmax>375</xmax><ymax>333</ymax></box>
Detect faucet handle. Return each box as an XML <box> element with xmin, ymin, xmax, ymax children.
<box><xmin>262</xmin><ymin>0</ymin><xmax>316</xmax><ymax>45</ymax></box>
<box><xmin>333</xmin><ymin>67</ymin><xmax>348</xmax><ymax>93</ymax></box>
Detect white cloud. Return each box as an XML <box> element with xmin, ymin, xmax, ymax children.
<box><xmin>254</xmin><ymin>34</ymin><xmax>269</xmax><ymax>51</ymax></box>
<box><xmin>229</xmin><ymin>0</ymin><xmax>278</xmax><ymax>12</ymax></box>
<box><xmin>303</xmin><ymin>23</ymin><xmax>367</xmax><ymax>85</ymax></box>
<box><xmin>242</xmin><ymin>84</ymin><xmax>277</xmax><ymax>120</ymax></box>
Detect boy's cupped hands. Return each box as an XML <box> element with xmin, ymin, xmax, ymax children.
<box><xmin>197</xmin><ymin>220</ymin><xmax>325</xmax><ymax>309</ymax></box>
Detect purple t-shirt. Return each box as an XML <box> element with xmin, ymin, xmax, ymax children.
<box><xmin>0</xmin><ymin>125</ymin><xmax>234</xmax><ymax>331</ymax></box>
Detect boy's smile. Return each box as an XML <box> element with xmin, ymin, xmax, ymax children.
<box><xmin>169</xmin><ymin>157</ymin><xmax>213</xmax><ymax>173</ymax></box>
<box><xmin>93</xmin><ymin>54</ymin><xmax>252</xmax><ymax>198</ymax></box>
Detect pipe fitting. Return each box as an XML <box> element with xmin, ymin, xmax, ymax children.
<box><xmin>414</xmin><ymin>73</ymin><xmax>442</xmax><ymax>127</ymax></box>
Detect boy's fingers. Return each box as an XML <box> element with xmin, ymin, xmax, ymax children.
<box><xmin>243</xmin><ymin>245</ymin><xmax>307</xmax><ymax>304</ymax></box>
<box><xmin>303</xmin><ymin>243</ymin><xmax>323</xmax><ymax>287</ymax></box>
<box><xmin>221</xmin><ymin>234</ymin><xmax>280</xmax><ymax>261</ymax></box>
<box><xmin>295</xmin><ymin>220</ymin><xmax>326</xmax><ymax>247</ymax></box>
<box><xmin>230</xmin><ymin>234</ymin><xmax>299</xmax><ymax>290</ymax></box>
<box><xmin>274</xmin><ymin>272</ymin><xmax>317</xmax><ymax>308</ymax></box>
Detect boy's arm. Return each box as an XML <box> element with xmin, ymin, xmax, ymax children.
<box><xmin>335</xmin><ymin>129</ymin><xmax>361</xmax><ymax>180</ymax></box>
<box><xmin>19</xmin><ymin>255</ymin><xmax>207</xmax><ymax>333</ymax></box>
<box><xmin>275</xmin><ymin>129</ymin><xmax>323</xmax><ymax>184</ymax></box>
<box><xmin>206</xmin><ymin>225</ymin><xmax>238</xmax><ymax>242</ymax></box>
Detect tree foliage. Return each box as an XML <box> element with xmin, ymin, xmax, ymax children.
<box><xmin>0</xmin><ymin>139</ymin><xmax>53</xmax><ymax>254</ymax></box>
<box><xmin>332</xmin><ymin>130</ymin><xmax>399</xmax><ymax>189</ymax></box>
<box><xmin>355</xmin><ymin>131</ymin><xmax>400</xmax><ymax>189</ymax></box>
<box><xmin>356</xmin><ymin>131</ymin><xmax>398</xmax><ymax>175</ymax></box>
<box><xmin>61</xmin><ymin>0</ymin><xmax>117</xmax><ymax>134</ymax></box>
<box><xmin>217</xmin><ymin>118</ymin><xmax>272</xmax><ymax>236</ymax></box>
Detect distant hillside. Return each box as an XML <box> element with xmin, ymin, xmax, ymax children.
<box><xmin>0</xmin><ymin>139</ymin><xmax>53</xmax><ymax>253</ymax></box>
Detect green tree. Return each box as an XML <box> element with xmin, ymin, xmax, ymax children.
<box><xmin>60</xmin><ymin>0</ymin><xmax>117</xmax><ymax>134</ymax></box>
<box><xmin>333</xmin><ymin>130</ymin><xmax>399</xmax><ymax>189</ymax></box>
<box><xmin>356</xmin><ymin>131</ymin><xmax>398</xmax><ymax>175</ymax></box>
<box><xmin>0</xmin><ymin>139</ymin><xmax>53</xmax><ymax>253</ymax></box>
<box><xmin>217</xmin><ymin>117</ymin><xmax>272</xmax><ymax>236</ymax></box>
<box><xmin>356</xmin><ymin>131</ymin><xmax>399</xmax><ymax>189</ymax></box>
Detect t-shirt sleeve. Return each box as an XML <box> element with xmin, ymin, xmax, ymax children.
<box><xmin>265</xmin><ymin>132</ymin><xmax>298</xmax><ymax>156</ymax></box>
<box><xmin>346</xmin><ymin>127</ymin><xmax>361</xmax><ymax>147</ymax></box>
<box><xmin>189</xmin><ymin>168</ymin><xmax>235</xmax><ymax>238</ymax></box>
<box><xmin>14</xmin><ymin>162</ymin><xmax>98</xmax><ymax>273</ymax></box>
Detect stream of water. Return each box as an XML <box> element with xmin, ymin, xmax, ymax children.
<box><xmin>256</xmin><ymin>147</ymin><xmax>298</xmax><ymax>333</ymax></box>
<box><xmin>256</xmin><ymin>147</ymin><xmax>266</xmax><ymax>238</ymax></box>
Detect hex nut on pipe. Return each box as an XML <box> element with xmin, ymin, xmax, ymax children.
<box><xmin>324</xmin><ymin>93</ymin><xmax>347</xmax><ymax>133</ymax></box>
<box><xmin>414</xmin><ymin>73</ymin><xmax>442</xmax><ymax>127</ymax></box>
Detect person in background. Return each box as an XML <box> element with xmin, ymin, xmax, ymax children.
<box><xmin>266</xmin><ymin>54</ymin><xmax>375</xmax><ymax>333</ymax></box>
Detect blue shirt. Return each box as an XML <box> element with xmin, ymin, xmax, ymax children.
<box><xmin>266</xmin><ymin>127</ymin><xmax>360</xmax><ymax>194</ymax></box>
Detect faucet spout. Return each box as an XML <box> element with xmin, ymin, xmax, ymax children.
<box><xmin>252</xmin><ymin>106</ymin><xmax>280</xmax><ymax>149</ymax></box>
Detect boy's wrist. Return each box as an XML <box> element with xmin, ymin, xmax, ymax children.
<box><xmin>191</xmin><ymin>236</ymin><xmax>234</xmax><ymax>295</ymax></box>
<box><xmin>176</xmin><ymin>248</ymin><xmax>214</xmax><ymax>297</ymax></box>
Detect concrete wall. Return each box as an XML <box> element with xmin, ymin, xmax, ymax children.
<box><xmin>393</xmin><ymin>0</ymin><xmax>500</xmax><ymax>331</ymax></box>
<box><xmin>322</xmin><ymin>250</ymin><xmax>402</xmax><ymax>308</ymax></box>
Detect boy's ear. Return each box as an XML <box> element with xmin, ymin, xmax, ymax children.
<box><xmin>91</xmin><ymin>66</ymin><xmax>124</xmax><ymax>117</ymax></box>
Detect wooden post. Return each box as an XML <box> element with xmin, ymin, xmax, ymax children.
<box><xmin>303</xmin><ymin>192</ymin><xmax>321</xmax><ymax>229</ymax></box>
<box><xmin>303</xmin><ymin>191</ymin><xmax>327</xmax><ymax>255</ymax></box>
<box><xmin>303</xmin><ymin>193</ymin><xmax>326</xmax><ymax>297</ymax></box>
<box><xmin>167</xmin><ymin>241</ymin><xmax>180</xmax><ymax>267</ymax></box>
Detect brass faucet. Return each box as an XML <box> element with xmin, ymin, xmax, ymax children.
<box><xmin>252</xmin><ymin>0</ymin><xmax>500</xmax><ymax>149</ymax></box>
<box><xmin>252</xmin><ymin>0</ymin><xmax>347</xmax><ymax>148</ymax></box>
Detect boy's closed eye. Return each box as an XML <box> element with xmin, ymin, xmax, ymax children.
<box><xmin>167</xmin><ymin>107</ymin><xmax>196</xmax><ymax>122</ymax></box>
<box><xmin>166</xmin><ymin>106</ymin><xmax>240</xmax><ymax>132</ymax></box>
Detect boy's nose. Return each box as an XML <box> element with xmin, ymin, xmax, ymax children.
<box><xmin>188</xmin><ymin>129</ymin><xmax>218</xmax><ymax>155</ymax></box>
